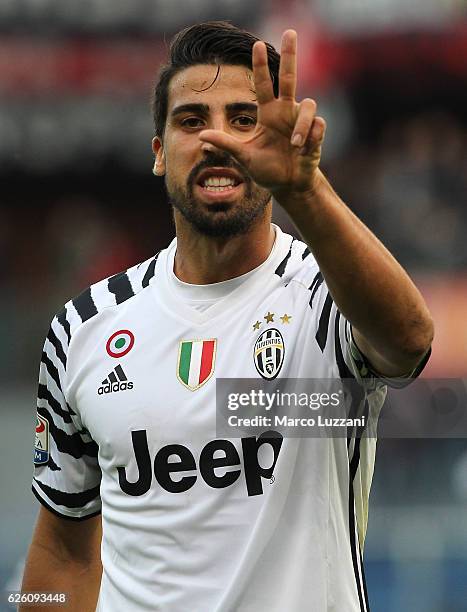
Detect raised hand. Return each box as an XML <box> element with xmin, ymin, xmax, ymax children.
<box><xmin>198</xmin><ymin>30</ymin><xmax>326</xmax><ymax>201</ymax></box>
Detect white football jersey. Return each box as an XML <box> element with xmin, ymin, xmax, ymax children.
<box><xmin>31</xmin><ymin>226</ymin><xmax>425</xmax><ymax>611</ymax></box>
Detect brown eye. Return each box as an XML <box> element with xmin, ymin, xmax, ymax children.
<box><xmin>233</xmin><ymin>115</ymin><xmax>256</xmax><ymax>127</ymax></box>
<box><xmin>181</xmin><ymin>117</ymin><xmax>205</xmax><ymax>128</ymax></box>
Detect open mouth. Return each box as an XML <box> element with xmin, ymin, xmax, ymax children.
<box><xmin>196</xmin><ymin>167</ymin><xmax>244</xmax><ymax>196</ymax></box>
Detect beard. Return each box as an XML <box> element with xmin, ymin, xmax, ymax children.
<box><xmin>166</xmin><ymin>151</ymin><xmax>271</xmax><ymax>238</ymax></box>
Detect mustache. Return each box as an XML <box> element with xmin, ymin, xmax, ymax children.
<box><xmin>187</xmin><ymin>151</ymin><xmax>250</xmax><ymax>190</ymax></box>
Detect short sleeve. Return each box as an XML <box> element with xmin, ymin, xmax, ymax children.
<box><xmin>310</xmin><ymin>273</ymin><xmax>430</xmax><ymax>389</ymax></box>
<box><xmin>347</xmin><ymin>322</ymin><xmax>431</xmax><ymax>389</ymax></box>
<box><xmin>32</xmin><ymin>310</ymin><xmax>102</xmax><ymax>520</ymax></box>
<box><xmin>310</xmin><ymin>276</ymin><xmax>368</xmax><ymax>386</ymax></box>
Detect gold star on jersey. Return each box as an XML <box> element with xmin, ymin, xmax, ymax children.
<box><xmin>264</xmin><ymin>311</ymin><xmax>274</xmax><ymax>323</ymax></box>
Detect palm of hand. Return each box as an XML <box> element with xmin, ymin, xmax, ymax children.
<box><xmin>199</xmin><ymin>30</ymin><xmax>326</xmax><ymax>197</ymax></box>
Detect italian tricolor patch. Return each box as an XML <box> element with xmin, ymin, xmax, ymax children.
<box><xmin>177</xmin><ymin>339</ymin><xmax>217</xmax><ymax>391</ymax></box>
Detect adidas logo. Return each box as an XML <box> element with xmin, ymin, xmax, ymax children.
<box><xmin>98</xmin><ymin>365</ymin><xmax>134</xmax><ymax>395</ymax></box>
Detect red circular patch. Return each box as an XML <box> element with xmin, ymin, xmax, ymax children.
<box><xmin>36</xmin><ymin>420</ymin><xmax>45</xmax><ymax>433</ymax></box>
<box><xmin>106</xmin><ymin>329</ymin><xmax>135</xmax><ymax>358</ymax></box>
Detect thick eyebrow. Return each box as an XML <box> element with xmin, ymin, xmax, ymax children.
<box><xmin>170</xmin><ymin>103</ymin><xmax>210</xmax><ymax>118</ymax></box>
<box><xmin>225</xmin><ymin>102</ymin><xmax>258</xmax><ymax>114</ymax></box>
<box><xmin>170</xmin><ymin>102</ymin><xmax>258</xmax><ymax>119</ymax></box>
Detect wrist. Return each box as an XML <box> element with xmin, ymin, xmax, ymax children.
<box><xmin>273</xmin><ymin>168</ymin><xmax>326</xmax><ymax>214</ymax></box>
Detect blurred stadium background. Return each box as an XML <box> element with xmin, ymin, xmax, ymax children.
<box><xmin>1</xmin><ymin>0</ymin><xmax>467</xmax><ymax>609</ymax></box>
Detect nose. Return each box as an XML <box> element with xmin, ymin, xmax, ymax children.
<box><xmin>200</xmin><ymin>112</ymin><xmax>229</xmax><ymax>155</ymax></box>
<box><xmin>200</xmin><ymin>140</ymin><xmax>222</xmax><ymax>155</ymax></box>
<box><xmin>212</xmin><ymin>115</ymin><xmax>229</xmax><ymax>133</ymax></box>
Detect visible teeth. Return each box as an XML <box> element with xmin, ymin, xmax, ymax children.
<box><xmin>205</xmin><ymin>185</ymin><xmax>235</xmax><ymax>192</ymax></box>
<box><xmin>203</xmin><ymin>176</ymin><xmax>236</xmax><ymax>187</ymax></box>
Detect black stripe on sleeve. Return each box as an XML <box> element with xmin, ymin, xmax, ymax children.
<box><xmin>349</xmin><ymin>433</ymin><xmax>362</xmax><ymax>480</ymax></box>
<box><xmin>32</xmin><ymin>485</ymin><xmax>101</xmax><ymax>521</ymax></box>
<box><xmin>334</xmin><ymin>311</ymin><xmax>354</xmax><ymax>380</ymax></box>
<box><xmin>33</xmin><ymin>479</ymin><xmax>101</xmax><ymax>510</ymax></box>
<box><xmin>108</xmin><ymin>271</ymin><xmax>135</xmax><ymax>305</ymax></box>
<box><xmin>275</xmin><ymin>239</ymin><xmax>295</xmax><ymax>278</ymax></box>
<box><xmin>40</xmin><ymin>353</ymin><xmax>76</xmax><ymax>419</ymax></box>
<box><xmin>302</xmin><ymin>246</ymin><xmax>310</xmax><ymax>260</ymax></box>
<box><xmin>73</xmin><ymin>287</ymin><xmax>98</xmax><ymax>323</ymax></box>
<box><xmin>38</xmin><ymin>384</ymin><xmax>73</xmax><ymax>424</ymax></box>
<box><xmin>56</xmin><ymin>307</ymin><xmax>71</xmax><ymax>344</ymax></box>
<box><xmin>47</xmin><ymin>456</ymin><xmax>61</xmax><ymax>471</ymax></box>
<box><xmin>316</xmin><ymin>292</ymin><xmax>333</xmax><ymax>352</ymax></box>
<box><xmin>38</xmin><ymin>407</ymin><xmax>98</xmax><ymax>459</ymax></box>
<box><xmin>308</xmin><ymin>272</ymin><xmax>324</xmax><ymax>307</ymax></box>
<box><xmin>41</xmin><ymin>351</ymin><xmax>63</xmax><ymax>393</ymax></box>
<box><xmin>46</xmin><ymin>326</ymin><xmax>67</xmax><ymax>369</ymax></box>
<box><xmin>335</xmin><ymin>312</ymin><xmax>367</xmax><ymax>440</ymax></box>
<box><xmin>142</xmin><ymin>253</ymin><xmax>159</xmax><ymax>288</ymax></box>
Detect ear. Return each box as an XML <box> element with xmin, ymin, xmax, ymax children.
<box><xmin>152</xmin><ymin>137</ymin><xmax>166</xmax><ymax>176</ymax></box>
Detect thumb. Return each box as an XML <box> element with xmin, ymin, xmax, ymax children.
<box><xmin>199</xmin><ymin>130</ymin><xmax>246</xmax><ymax>163</ymax></box>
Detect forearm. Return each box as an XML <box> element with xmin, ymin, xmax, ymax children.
<box><xmin>20</xmin><ymin>540</ymin><xmax>102</xmax><ymax>612</ymax></box>
<box><xmin>277</xmin><ymin>170</ymin><xmax>433</xmax><ymax>370</ymax></box>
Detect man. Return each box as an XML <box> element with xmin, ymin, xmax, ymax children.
<box><xmin>22</xmin><ymin>21</ymin><xmax>433</xmax><ymax>611</ymax></box>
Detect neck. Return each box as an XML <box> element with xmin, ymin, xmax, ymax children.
<box><xmin>173</xmin><ymin>210</ymin><xmax>275</xmax><ymax>284</ymax></box>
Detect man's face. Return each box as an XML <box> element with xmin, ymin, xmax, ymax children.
<box><xmin>153</xmin><ymin>64</ymin><xmax>271</xmax><ymax>238</ymax></box>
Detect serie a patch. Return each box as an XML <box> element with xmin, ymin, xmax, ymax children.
<box><xmin>34</xmin><ymin>414</ymin><xmax>49</xmax><ymax>465</ymax></box>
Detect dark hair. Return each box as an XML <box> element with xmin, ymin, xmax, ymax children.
<box><xmin>151</xmin><ymin>21</ymin><xmax>280</xmax><ymax>139</ymax></box>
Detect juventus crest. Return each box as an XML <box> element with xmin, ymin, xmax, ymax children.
<box><xmin>254</xmin><ymin>328</ymin><xmax>285</xmax><ymax>380</ymax></box>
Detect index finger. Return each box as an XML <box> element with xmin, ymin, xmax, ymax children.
<box><xmin>279</xmin><ymin>30</ymin><xmax>297</xmax><ymax>100</ymax></box>
<box><xmin>252</xmin><ymin>41</ymin><xmax>275</xmax><ymax>105</ymax></box>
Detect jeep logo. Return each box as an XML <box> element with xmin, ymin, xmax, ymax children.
<box><xmin>117</xmin><ymin>430</ymin><xmax>283</xmax><ymax>497</ymax></box>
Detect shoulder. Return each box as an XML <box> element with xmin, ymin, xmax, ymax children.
<box><xmin>274</xmin><ymin>231</ymin><xmax>322</xmax><ymax>293</ymax></box>
<box><xmin>50</xmin><ymin>251</ymin><xmax>162</xmax><ymax>351</ymax></box>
